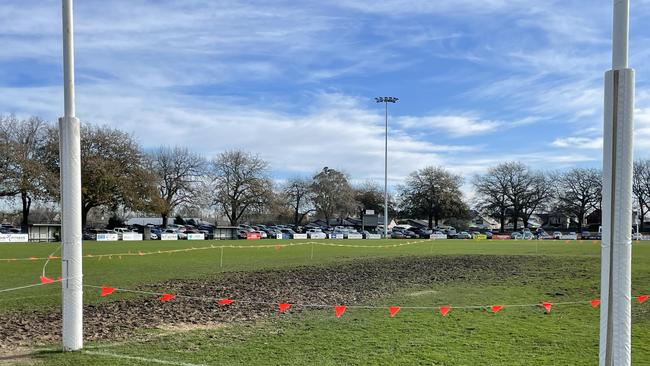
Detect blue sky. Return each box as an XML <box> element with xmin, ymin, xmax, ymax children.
<box><xmin>2</xmin><ymin>0</ymin><xmax>650</xmax><ymax>191</ymax></box>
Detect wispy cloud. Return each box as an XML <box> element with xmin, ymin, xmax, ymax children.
<box><xmin>552</xmin><ymin>136</ymin><xmax>603</xmax><ymax>149</ymax></box>
<box><xmin>397</xmin><ymin>115</ymin><xmax>500</xmax><ymax>137</ymax></box>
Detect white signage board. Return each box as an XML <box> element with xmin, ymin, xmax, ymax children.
<box><xmin>366</xmin><ymin>234</ymin><xmax>382</xmax><ymax>239</ymax></box>
<box><xmin>187</xmin><ymin>233</ymin><xmax>205</xmax><ymax>240</ymax></box>
<box><xmin>430</xmin><ymin>233</ymin><xmax>448</xmax><ymax>240</ymax></box>
<box><xmin>161</xmin><ymin>233</ymin><xmax>178</xmax><ymax>240</ymax></box>
<box><xmin>121</xmin><ymin>233</ymin><xmax>143</xmax><ymax>241</ymax></box>
<box><xmin>292</xmin><ymin>233</ymin><xmax>308</xmax><ymax>239</ymax></box>
<box><xmin>347</xmin><ymin>233</ymin><xmax>363</xmax><ymax>239</ymax></box>
<box><xmin>276</xmin><ymin>233</ymin><xmax>283</xmax><ymax>239</ymax></box>
<box><xmin>307</xmin><ymin>232</ymin><xmax>327</xmax><ymax>239</ymax></box>
<box><xmin>0</xmin><ymin>233</ymin><xmax>29</xmax><ymax>243</ymax></box>
<box><xmin>97</xmin><ymin>233</ymin><xmax>119</xmax><ymax>241</ymax></box>
<box><xmin>559</xmin><ymin>234</ymin><xmax>578</xmax><ymax>240</ymax></box>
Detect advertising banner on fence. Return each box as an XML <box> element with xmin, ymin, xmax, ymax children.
<box><xmin>0</xmin><ymin>233</ymin><xmax>29</xmax><ymax>243</ymax></box>
<box><xmin>307</xmin><ymin>232</ymin><xmax>327</xmax><ymax>239</ymax></box>
<box><xmin>97</xmin><ymin>233</ymin><xmax>119</xmax><ymax>241</ymax></box>
<box><xmin>292</xmin><ymin>234</ymin><xmax>308</xmax><ymax>239</ymax></box>
<box><xmin>473</xmin><ymin>234</ymin><xmax>488</xmax><ymax>240</ymax></box>
<box><xmin>492</xmin><ymin>234</ymin><xmax>510</xmax><ymax>240</ymax></box>
<box><xmin>246</xmin><ymin>232</ymin><xmax>261</xmax><ymax>240</ymax></box>
<box><xmin>328</xmin><ymin>233</ymin><xmax>342</xmax><ymax>239</ymax></box>
<box><xmin>160</xmin><ymin>233</ymin><xmax>178</xmax><ymax>241</ymax></box>
<box><xmin>366</xmin><ymin>234</ymin><xmax>382</xmax><ymax>239</ymax></box>
<box><xmin>276</xmin><ymin>233</ymin><xmax>283</xmax><ymax>239</ymax></box>
<box><xmin>187</xmin><ymin>233</ymin><xmax>205</xmax><ymax>241</ymax></box>
<box><xmin>347</xmin><ymin>233</ymin><xmax>363</xmax><ymax>239</ymax></box>
<box><xmin>121</xmin><ymin>233</ymin><xmax>143</xmax><ymax>241</ymax></box>
<box><xmin>559</xmin><ymin>233</ymin><xmax>578</xmax><ymax>240</ymax></box>
<box><xmin>430</xmin><ymin>233</ymin><xmax>448</xmax><ymax>240</ymax></box>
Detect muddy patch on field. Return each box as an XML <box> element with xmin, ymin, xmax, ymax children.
<box><xmin>0</xmin><ymin>255</ymin><xmax>591</xmax><ymax>350</ymax></box>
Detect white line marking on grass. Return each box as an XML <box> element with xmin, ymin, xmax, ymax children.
<box><xmin>83</xmin><ymin>350</ymin><xmax>208</xmax><ymax>366</ymax></box>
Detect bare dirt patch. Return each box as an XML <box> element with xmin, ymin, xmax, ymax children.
<box><xmin>0</xmin><ymin>255</ymin><xmax>589</xmax><ymax>351</ymax></box>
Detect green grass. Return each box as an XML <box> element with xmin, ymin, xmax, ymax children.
<box><xmin>2</xmin><ymin>239</ymin><xmax>650</xmax><ymax>365</ymax></box>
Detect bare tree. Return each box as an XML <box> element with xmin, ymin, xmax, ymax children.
<box><xmin>398</xmin><ymin>167</ymin><xmax>468</xmax><ymax>229</ymax></box>
<box><xmin>473</xmin><ymin>166</ymin><xmax>511</xmax><ymax>232</ymax></box>
<box><xmin>283</xmin><ymin>177</ymin><xmax>314</xmax><ymax>226</ymax></box>
<box><xmin>210</xmin><ymin>150</ymin><xmax>272</xmax><ymax>226</ymax></box>
<box><xmin>0</xmin><ymin>115</ymin><xmax>53</xmax><ymax>232</ymax></box>
<box><xmin>554</xmin><ymin>168</ymin><xmax>602</xmax><ymax>233</ymax></box>
<box><xmin>474</xmin><ymin>162</ymin><xmax>549</xmax><ymax>231</ymax></box>
<box><xmin>633</xmin><ymin>160</ymin><xmax>650</xmax><ymax>232</ymax></box>
<box><xmin>311</xmin><ymin>167</ymin><xmax>355</xmax><ymax>226</ymax></box>
<box><xmin>149</xmin><ymin>146</ymin><xmax>205</xmax><ymax>228</ymax></box>
<box><xmin>519</xmin><ymin>172</ymin><xmax>553</xmax><ymax>228</ymax></box>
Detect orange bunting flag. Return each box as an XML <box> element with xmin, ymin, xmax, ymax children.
<box><xmin>591</xmin><ymin>299</ymin><xmax>601</xmax><ymax>308</ymax></box>
<box><xmin>40</xmin><ymin>276</ymin><xmax>55</xmax><ymax>284</ymax></box>
<box><xmin>218</xmin><ymin>298</ymin><xmax>234</xmax><ymax>305</ymax></box>
<box><xmin>491</xmin><ymin>305</ymin><xmax>503</xmax><ymax>313</ymax></box>
<box><xmin>389</xmin><ymin>306</ymin><xmax>401</xmax><ymax>317</ymax></box>
<box><xmin>278</xmin><ymin>303</ymin><xmax>292</xmax><ymax>313</ymax></box>
<box><xmin>542</xmin><ymin>302</ymin><xmax>552</xmax><ymax>313</ymax></box>
<box><xmin>159</xmin><ymin>293</ymin><xmax>176</xmax><ymax>302</ymax></box>
<box><xmin>101</xmin><ymin>286</ymin><xmax>115</xmax><ymax>297</ymax></box>
<box><xmin>335</xmin><ymin>305</ymin><xmax>347</xmax><ymax>318</ymax></box>
<box><xmin>638</xmin><ymin>295</ymin><xmax>648</xmax><ymax>304</ymax></box>
<box><xmin>439</xmin><ymin>306</ymin><xmax>451</xmax><ymax>316</ymax></box>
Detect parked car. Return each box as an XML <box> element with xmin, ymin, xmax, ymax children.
<box><xmin>237</xmin><ymin>230</ymin><xmax>249</xmax><ymax>239</ymax></box>
<box><xmin>524</xmin><ymin>231</ymin><xmax>535</xmax><ymax>240</ymax></box>
<box><xmin>411</xmin><ymin>228</ymin><xmax>433</xmax><ymax>238</ymax></box>
<box><xmin>162</xmin><ymin>228</ymin><xmax>187</xmax><ymax>240</ymax></box>
<box><xmin>457</xmin><ymin>231</ymin><xmax>472</xmax><ymax>239</ymax></box>
<box><xmin>82</xmin><ymin>230</ymin><xmax>97</xmax><ymax>240</ymax></box>
<box><xmin>446</xmin><ymin>227</ymin><xmax>457</xmax><ymax>239</ymax></box>
<box><xmin>510</xmin><ymin>232</ymin><xmax>523</xmax><ymax>240</ymax></box>
<box><xmin>393</xmin><ymin>228</ymin><xmax>417</xmax><ymax>238</ymax></box>
<box><xmin>553</xmin><ymin>231</ymin><xmax>562</xmax><ymax>240</ymax></box>
<box><xmin>390</xmin><ymin>230</ymin><xmax>406</xmax><ymax>239</ymax></box>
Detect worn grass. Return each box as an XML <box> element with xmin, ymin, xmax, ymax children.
<box><xmin>2</xmin><ymin>239</ymin><xmax>650</xmax><ymax>365</ymax></box>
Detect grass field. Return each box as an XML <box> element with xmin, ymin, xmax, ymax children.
<box><xmin>1</xmin><ymin>238</ymin><xmax>650</xmax><ymax>365</ymax></box>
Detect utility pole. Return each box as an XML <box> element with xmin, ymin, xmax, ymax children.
<box><xmin>375</xmin><ymin>97</ymin><xmax>398</xmax><ymax>238</ymax></box>
<box><xmin>60</xmin><ymin>0</ymin><xmax>83</xmax><ymax>351</ymax></box>
<box><xmin>600</xmin><ymin>1</ymin><xmax>634</xmax><ymax>365</ymax></box>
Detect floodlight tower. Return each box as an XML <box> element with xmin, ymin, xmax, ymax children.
<box><xmin>60</xmin><ymin>0</ymin><xmax>83</xmax><ymax>351</ymax></box>
<box><xmin>600</xmin><ymin>0</ymin><xmax>634</xmax><ymax>365</ymax></box>
<box><xmin>375</xmin><ymin>97</ymin><xmax>398</xmax><ymax>239</ymax></box>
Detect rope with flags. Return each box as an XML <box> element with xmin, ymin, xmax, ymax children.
<box><xmin>6</xmin><ymin>277</ymin><xmax>644</xmax><ymax>318</ymax></box>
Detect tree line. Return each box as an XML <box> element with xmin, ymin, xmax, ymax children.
<box><xmin>2</xmin><ymin>115</ymin><xmax>650</xmax><ymax>232</ymax></box>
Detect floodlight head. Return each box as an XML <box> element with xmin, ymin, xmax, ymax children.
<box><xmin>375</xmin><ymin>96</ymin><xmax>399</xmax><ymax>103</ymax></box>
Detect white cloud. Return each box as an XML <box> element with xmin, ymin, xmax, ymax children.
<box><xmin>397</xmin><ymin>115</ymin><xmax>500</xmax><ymax>137</ymax></box>
<box><xmin>552</xmin><ymin>136</ymin><xmax>603</xmax><ymax>149</ymax></box>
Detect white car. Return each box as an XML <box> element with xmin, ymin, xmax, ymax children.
<box><xmin>163</xmin><ymin>229</ymin><xmax>187</xmax><ymax>240</ymax></box>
